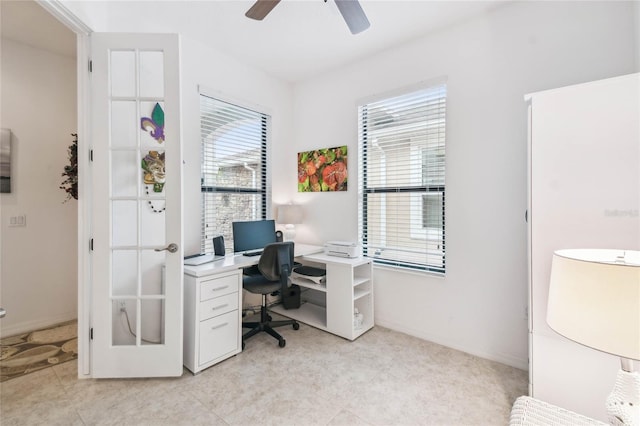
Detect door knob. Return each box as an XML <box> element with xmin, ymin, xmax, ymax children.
<box><xmin>155</xmin><ymin>243</ymin><xmax>178</xmax><ymax>253</ymax></box>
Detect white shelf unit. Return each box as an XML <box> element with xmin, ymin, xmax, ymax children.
<box><xmin>183</xmin><ymin>269</ymin><xmax>242</xmax><ymax>374</ymax></box>
<box><xmin>271</xmin><ymin>254</ymin><xmax>374</xmax><ymax>341</ymax></box>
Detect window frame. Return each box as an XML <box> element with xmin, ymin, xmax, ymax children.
<box><xmin>358</xmin><ymin>80</ymin><xmax>447</xmax><ymax>274</ymax></box>
<box><xmin>199</xmin><ymin>89</ymin><xmax>271</xmax><ymax>255</ymax></box>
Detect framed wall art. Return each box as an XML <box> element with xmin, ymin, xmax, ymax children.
<box><xmin>297</xmin><ymin>145</ymin><xmax>347</xmax><ymax>192</ymax></box>
<box><xmin>1</xmin><ymin>128</ymin><xmax>12</xmax><ymax>193</ymax></box>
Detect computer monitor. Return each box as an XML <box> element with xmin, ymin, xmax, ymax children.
<box><xmin>232</xmin><ymin>219</ymin><xmax>277</xmax><ymax>253</ymax></box>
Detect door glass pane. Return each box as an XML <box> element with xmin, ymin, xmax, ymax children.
<box><xmin>140</xmin><ymin>201</ymin><xmax>166</xmax><ymax>246</ymax></box>
<box><xmin>112</xmin><ymin>299</ymin><xmax>137</xmax><ymax>346</ymax></box>
<box><xmin>110</xmin><ymin>51</ymin><xmax>136</xmax><ymax>97</ymax></box>
<box><xmin>112</xmin><ymin>250</ymin><xmax>137</xmax><ymax>296</ymax></box>
<box><xmin>141</xmin><ymin>250</ymin><xmax>165</xmax><ymax>295</ymax></box>
<box><xmin>111</xmin><ymin>101</ymin><xmax>137</xmax><ymax>148</ymax></box>
<box><xmin>112</xmin><ymin>200</ymin><xmax>137</xmax><ymax>246</ymax></box>
<box><xmin>111</xmin><ymin>151</ymin><xmax>138</xmax><ymax>197</ymax></box>
<box><xmin>141</xmin><ymin>299</ymin><xmax>164</xmax><ymax>345</ymax></box>
<box><xmin>139</xmin><ymin>51</ymin><xmax>164</xmax><ymax>98</ymax></box>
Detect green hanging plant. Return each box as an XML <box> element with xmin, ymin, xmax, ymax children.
<box><xmin>60</xmin><ymin>133</ymin><xmax>78</xmax><ymax>201</ymax></box>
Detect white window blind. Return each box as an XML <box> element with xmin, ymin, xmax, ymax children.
<box><xmin>358</xmin><ymin>83</ymin><xmax>446</xmax><ymax>273</ymax></box>
<box><xmin>200</xmin><ymin>94</ymin><xmax>270</xmax><ymax>254</ymax></box>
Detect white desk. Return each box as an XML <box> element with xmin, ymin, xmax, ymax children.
<box><xmin>182</xmin><ymin>244</ymin><xmax>374</xmax><ymax>374</ymax></box>
<box><xmin>182</xmin><ymin>244</ymin><xmax>323</xmax><ymax>374</ymax></box>
<box><xmin>183</xmin><ymin>244</ymin><xmax>323</xmax><ymax>278</ymax></box>
<box><xmin>271</xmin><ymin>253</ymin><xmax>374</xmax><ymax>341</ymax></box>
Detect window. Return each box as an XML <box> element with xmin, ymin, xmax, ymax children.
<box><xmin>358</xmin><ymin>83</ymin><xmax>446</xmax><ymax>273</ymax></box>
<box><xmin>200</xmin><ymin>93</ymin><xmax>270</xmax><ymax>254</ymax></box>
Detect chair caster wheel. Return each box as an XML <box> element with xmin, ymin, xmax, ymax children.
<box><xmin>293</xmin><ymin>323</ymin><xmax>300</xmax><ymax>330</ymax></box>
<box><xmin>267</xmin><ymin>315</ymin><xmax>273</xmax><ymax>321</ymax></box>
<box><xmin>278</xmin><ymin>338</ymin><xmax>286</xmax><ymax>348</ymax></box>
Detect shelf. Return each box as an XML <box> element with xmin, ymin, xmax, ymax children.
<box><xmin>271</xmin><ymin>302</ymin><xmax>327</xmax><ymax>330</ymax></box>
<box><xmin>352</xmin><ymin>323</ymin><xmax>373</xmax><ymax>339</ymax></box>
<box><xmin>290</xmin><ymin>277</ymin><xmax>327</xmax><ymax>293</ymax></box>
<box><xmin>353</xmin><ymin>276</ymin><xmax>370</xmax><ymax>287</ymax></box>
<box><xmin>354</xmin><ymin>288</ymin><xmax>370</xmax><ymax>301</ymax></box>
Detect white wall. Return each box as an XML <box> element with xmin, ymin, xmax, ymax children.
<box><xmin>284</xmin><ymin>1</ymin><xmax>638</xmax><ymax>369</ymax></box>
<box><xmin>0</xmin><ymin>38</ymin><xmax>78</xmax><ymax>335</ymax></box>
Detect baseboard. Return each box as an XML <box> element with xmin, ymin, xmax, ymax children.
<box><xmin>375</xmin><ymin>316</ymin><xmax>529</xmax><ymax>371</ymax></box>
<box><xmin>0</xmin><ymin>313</ymin><xmax>77</xmax><ymax>337</ymax></box>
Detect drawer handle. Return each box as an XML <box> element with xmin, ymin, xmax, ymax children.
<box><xmin>210</xmin><ymin>322</ymin><xmax>229</xmax><ymax>331</ymax></box>
<box><xmin>211</xmin><ymin>303</ymin><xmax>229</xmax><ymax>311</ymax></box>
<box><xmin>210</xmin><ymin>285</ymin><xmax>229</xmax><ymax>292</ymax></box>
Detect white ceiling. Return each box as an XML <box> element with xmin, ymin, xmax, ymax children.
<box><xmin>2</xmin><ymin>0</ymin><xmax>508</xmax><ymax>83</ymax></box>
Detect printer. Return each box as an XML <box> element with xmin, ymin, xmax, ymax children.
<box><xmin>323</xmin><ymin>241</ymin><xmax>361</xmax><ymax>258</ymax></box>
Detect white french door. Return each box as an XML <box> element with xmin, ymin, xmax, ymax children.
<box><xmin>90</xmin><ymin>33</ymin><xmax>183</xmax><ymax>378</ymax></box>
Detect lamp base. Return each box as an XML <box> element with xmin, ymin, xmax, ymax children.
<box><xmin>283</xmin><ymin>224</ymin><xmax>296</xmax><ymax>242</ymax></box>
<box><xmin>606</xmin><ymin>368</ymin><xmax>639</xmax><ymax>425</ymax></box>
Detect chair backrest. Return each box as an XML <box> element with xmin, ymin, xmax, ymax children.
<box><xmin>258</xmin><ymin>242</ymin><xmax>294</xmax><ymax>282</ymax></box>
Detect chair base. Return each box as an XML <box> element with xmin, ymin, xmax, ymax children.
<box><xmin>242</xmin><ymin>294</ymin><xmax>299</xmax><ymax>348</ymax></box>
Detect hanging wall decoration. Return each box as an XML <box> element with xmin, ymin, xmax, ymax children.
<box><xmin>141</xmin><ymin>103</ymin><xmax>166</xmax><ymax>212</ymax></box>
<box><xmin>297</xmin><ymin>145</ymin><xmax>348</xmax><ymax>192</ymax></box>
<box><xmin>140</xmin><ymin>103</ymin><xmax>165</xmax><ymax>144</ymax></box>
<box><xmin>141</xmin><ymin>150</ymin><xmax>166</xmax><ymax>213</ymax></box>
<box><xmin>142</xmin><ymin>151</ymin><xmax>165</xmax><ymax>192</ymax></box>
<box><xmin>1</xmin><ymin>128</ymin><xmax>12</xmax><ymax>194</ymax></box>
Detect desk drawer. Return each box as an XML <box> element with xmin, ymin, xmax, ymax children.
<box><xmin>200</xmin><ymin>274</ymin><xmax>238</xmax><ymax>301</ymax></box>
<box><xmin>199</xmin><ymin>310</ymin><xmax>238</xmax><ymax>366</ymax></box>
<box><xmin>199</xmin><ymin>292</ymin><xmax>238</xmax><ymax>321</ymax></box>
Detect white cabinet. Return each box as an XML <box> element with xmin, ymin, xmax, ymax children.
<box><xmin>183</xmin><ymin>269</ymin><xmax>242</xmax><ymax>374</ymax></box>
<box><xmin>271</xmin><ymin>254</ymin><xmax>374</xmax><ymax>340</ymax></box>
<box><xmin>527</xmin><ymin>73</ymin><xmax>640</xmax><ymax>420</ymax></box>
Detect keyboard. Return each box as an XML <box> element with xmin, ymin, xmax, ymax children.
<box><xmin>184</xmin><ymin>254</ymin><xmax>225</xmax><ymax>266</ymax></box>
<box><xmin>242</xmin><ymin>250</ymin><xmax>263</xmax><ymax>257</ymax></box>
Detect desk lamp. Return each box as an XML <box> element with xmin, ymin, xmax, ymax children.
<box><xmin>547</xmin><ymin>249</ymin><xmax>640</xmax><ymax>425</ymax></box>
<box><xmin>277</xmin><ymin>204</ymin><xmax>303</xmax><ymax>241</ymax></box>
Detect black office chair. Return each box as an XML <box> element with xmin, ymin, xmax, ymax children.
<box><xmin>242</xmin><ymin>241</ymin><xmax>299</xmax><ymax>348</ymax></box>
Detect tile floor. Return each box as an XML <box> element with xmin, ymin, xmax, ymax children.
<box><xmin>0</xmin><ymin>322</ymin><xmax>527</xmax><ymax>425</ymax></box>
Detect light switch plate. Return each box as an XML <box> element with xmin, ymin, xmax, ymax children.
<box><xmin>9</xmin><ymin>215</ymin><xmax>26</xmax><ymax>227</ymax></box>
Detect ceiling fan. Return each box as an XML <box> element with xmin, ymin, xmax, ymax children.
<box><xmin>245</xmin><ymin>0</ymin><xmax>371</xmax><ymax>35</ymax></box>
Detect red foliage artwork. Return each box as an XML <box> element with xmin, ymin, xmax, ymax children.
<box><xmin>297</xmin><ymin>146</ymin><xmax>347</xmax><ymax>192</ymax></box>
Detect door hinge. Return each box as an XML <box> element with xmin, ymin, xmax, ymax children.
<box><xmin>88</xmin><ymin>60</ymin><xmax>92</xmax><ymax>72</ymax></box>
<box><xmin>90</xmin><ymin>238</ymin><xmax>94</xmax><ymax>251</ymax></box>
<box><xmin>90</xmin><ymin>328</ymin><xmax>94</xmax><ymax>340</ymax></box>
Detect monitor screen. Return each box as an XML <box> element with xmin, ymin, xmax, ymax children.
<box><xmin>232</xmin><ymin>219</ymin><xmax>277</xmax><ymax>253</ymax></box>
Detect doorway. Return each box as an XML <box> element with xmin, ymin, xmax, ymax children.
<box><xmin>0</xmin><ymin>0</ymin><xmax>78</xmax><ymax>356</ymax></box>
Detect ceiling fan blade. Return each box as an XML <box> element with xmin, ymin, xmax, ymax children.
<box><xmin>245</xmin><ymin>0</ymin><xmax>281</xmax><ymax>20</ymax></box>
<box><xmin>334</xmin><ymin>0</ymin><xmax>370</xmax><ymax>34</ymax></box>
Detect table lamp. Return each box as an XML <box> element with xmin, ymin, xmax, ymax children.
<box><xmin>277</xmin><ymin>204</ymin><xmax>303</xmax><ymax>241</ymax></box>
<box><xmin>547</xmin><ymin>249</ymin><xmax>640</xmax><ymax>425</ymax></box>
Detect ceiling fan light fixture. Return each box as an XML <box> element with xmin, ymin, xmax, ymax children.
<box><xmin>244</xmin><ymin>0</ymin><xmax>370</xmax><ymax>34</ymax></box>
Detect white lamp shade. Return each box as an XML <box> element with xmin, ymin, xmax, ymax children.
<box><xmin>547</xmin><ymin>249</ymin><xmax>640</xmax><ymax>361</ymax></box>
<box><xmin>277</xmin><ymin>204</ymin><xmax>303</xmax><ymax>225</ymax></box>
